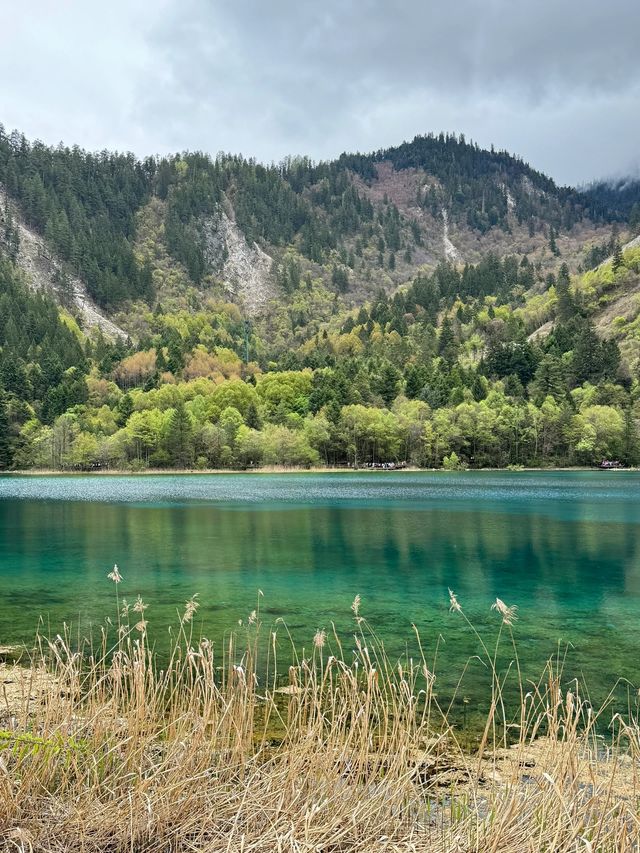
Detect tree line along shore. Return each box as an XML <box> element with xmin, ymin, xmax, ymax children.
<box><xmin>2</xmin><ymin>241</ymin><xmax>640</xmax><ymax>474</ymax></box>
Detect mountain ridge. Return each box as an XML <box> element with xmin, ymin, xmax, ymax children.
<box><xmin>1</xmin><ymin>125</ymin><xmax>631</xmax><ymax>341</ymax></box>
<box><xmin>1</xmin><ymin>124</ymin><xmax>640</xmax><ymax>473</ymax></box>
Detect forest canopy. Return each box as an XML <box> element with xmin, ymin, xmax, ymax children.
<box><xmin>1</xmin><ymin>242</ymin><xmax>639</xmax><ymax>472</ymax></box>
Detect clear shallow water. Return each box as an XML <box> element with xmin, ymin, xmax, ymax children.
<box><xmin>1</xmin><ymin>471</ymin><xmax>639</xmax><ymax>722</ymax></box>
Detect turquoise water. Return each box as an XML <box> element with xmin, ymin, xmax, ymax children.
<box><xmin>1</xmin><ymin>471</ymin><xmax>639</xmax><ymax>720</ymax></box>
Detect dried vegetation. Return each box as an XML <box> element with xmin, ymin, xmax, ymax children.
<box><xmin>0</xmin><ymin>584</ymin><xmax>639</xmax><ymax>851</ymax></box>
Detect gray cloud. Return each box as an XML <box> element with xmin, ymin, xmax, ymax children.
<box><xmin>1</xmin><ymin>0</ymin><xmax>639</xmax><ymax>184</ymax></box>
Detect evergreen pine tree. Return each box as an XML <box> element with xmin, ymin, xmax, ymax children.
<box><xmin>531</xmin><ymin>354</ymin><xmax>565</xmax><ymax>400</ymax></box>
<box><xmin>555</xmin><ymin>264</ymin><xmax>574</xmax><ymax>323</ymax></box>
<box><xmin>155</xmin><ymin>347</ymin><xmax>167</xmax><ymax>373</ymax></box>
<box><xmin>377</xmin><ymin>363</ymin><xmax>400</xmax><ymax>406</ymax></box>
<box><xmin>0</xmin><ymin>393</ymin><xmax>12</xmax><ymax>469</ymax></box>
<box><xmin>438</xmin><ymin>315</ymin><xmax>458</xmax><ymax>366</ymax></box>
<box><xmin>404</xmin><ymin>365</ymin><xmax>426</xmax><ymax>399</ymax></box>
<box><xmin>572</xmin><ymin>320</ymin><xmax>601</xmax><ymax>385</ymax></box>
<box><xmin>245</xmin><ymin>401</ymin><xmax>261</xmax><ymax>429</ymax></box>
<box><xmin>167</xmin><ymin>339</ymin><xmax>184</xmax><ymax>375</ymax></box>
<box><xmin>116</xmin><ymin>393</ymin><xmax>134</xmax><ymax>427</ymax></box>
<box><xmin>471</xmin><ymin>373</ymin><xmax>487</xmax><ymax>401</ymax></box>
<box><xmin>164</xmin><ymin>401</ymin><xmax>194</xmax><ymax>468</ymax></box>
<box><xmin>612</xmin><ymin>241</ymin><xmax>624</xmax><ymax>273</ymax></box>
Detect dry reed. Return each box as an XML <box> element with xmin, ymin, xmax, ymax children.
<box><xmin>0</xmin><ymin>585</ymin><xmax>638</xmax><ymax>852</ymax></box>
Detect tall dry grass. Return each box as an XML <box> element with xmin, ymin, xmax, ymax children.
<box><xmin>0</xmin><ymin>580</ymin><xmax>639</xmax><ymax>852</ymax></box>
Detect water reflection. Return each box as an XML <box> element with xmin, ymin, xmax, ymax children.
<box><xmin>0</xmin><ymin>473</ymin><xmax>639</xmax><ymax>714</ymax></box>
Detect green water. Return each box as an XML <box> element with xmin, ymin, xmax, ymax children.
<box><xmin>1</xmin><ymin>471</ymin><xmax>639</xmax><ymax>720</ymax></box>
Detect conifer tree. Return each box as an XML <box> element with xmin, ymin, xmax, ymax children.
<box><xmin>245</xmin><ymin>402</ymin><xmax>261</xmax><ymax>430</ymax></box>
<box><xmin>555</xmin><ymin>264</ymin><xmax>574</xmax><ymax>323</ymax></box>
<box><xmin>164</xmin><ymin>400</ymin><xmax>194</xmax><ymax>468</ymax></box>
<box><xmin>612</xmin><ymin>241</ymin><xmax>624</xmax><ymax>273</ymax></box>
<box><xmin>438</xmin><ymin>315</ymin><xmax>458</xmax><ymax>366</ymax></box>
<box><xmin>0</xmin><ymin>393</ymin><xmax>12</xmax><ymax>469</ymax></box>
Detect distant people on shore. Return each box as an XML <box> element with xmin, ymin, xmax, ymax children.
<box><xmin>354</xmin><ymin>461</ymin><xmax>407</xmax><ymax>470</ymax></box>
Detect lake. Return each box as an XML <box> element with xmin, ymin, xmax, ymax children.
<box><xmin>1</xmin><ymin>471</ymin><xmax>639</xmax><ymax>723</ymax></box>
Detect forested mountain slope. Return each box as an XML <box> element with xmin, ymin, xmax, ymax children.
<box><xmin>1</xmin><ymin>124</ymin><xmax>639</xmax><ymax>472</ymax></box>
<box><xmin>582</xmin><ymin>177</ymin><xmax>640</xmax><ymax>226</ymax></box>
<box><xmin>0</xmin><ymin>187</ymin><xmax>125</xmax><ymax>338</ymax></box>
<box><xmin>0</xmin><ymin>127</ymin><xmax>621</xmax><ymax>328</ymax></box>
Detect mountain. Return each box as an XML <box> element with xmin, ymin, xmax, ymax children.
<box><xmin>1</xmin><ymin>125</ymin><xmax>639</xmax><ymax>473</ymax></box>
<box><xmin>0</xmin><ymin>127</ymin><xmax>625</xmax><ymax>332</ymax></box>
<box><xmin>581</xmin><ymin>176</ymin><xmax>640</xmax><ymax>223</ymax></box>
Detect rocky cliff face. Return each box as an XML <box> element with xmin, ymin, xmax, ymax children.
<box><xmin>199</xmin><ymin>211</ymin><xmax>274</xmax><ymax>314</ymax></box>
<box><xmin>1</xmin><ymin>188</ymin><xmax>126</xmax><ymax>339</ymax></box>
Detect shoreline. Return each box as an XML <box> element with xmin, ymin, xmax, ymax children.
<box><xmin>1</xmin><ymin>465</ymin><xmax>637</xmax><ymax>477</ymax></box>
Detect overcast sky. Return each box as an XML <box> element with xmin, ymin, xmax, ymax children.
<box><xmin>1</xmin><ymin>0</ymin><xmax>638</xmax><ymax>186</ymax></box>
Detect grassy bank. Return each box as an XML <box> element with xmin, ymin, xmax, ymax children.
<box><xmin>1</xmin><ymin>590</ymin><xmax>639</xmax><ymax>851</ymax></box>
